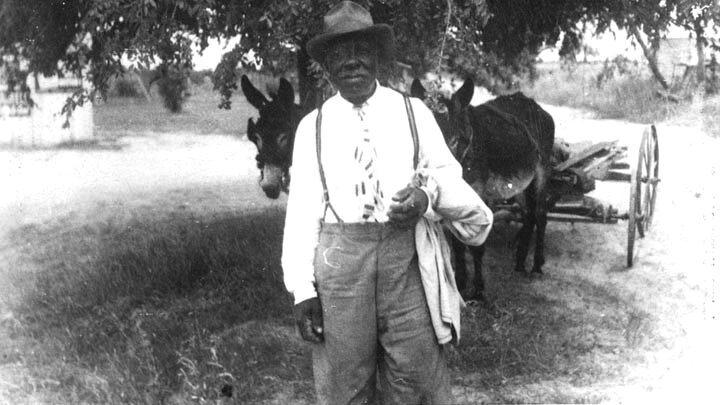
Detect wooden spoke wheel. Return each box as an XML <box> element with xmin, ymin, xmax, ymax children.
<box><xmin>627</xmin><ymin>125</ymin><xmax>660</xmax><ymax>267</ymax></box>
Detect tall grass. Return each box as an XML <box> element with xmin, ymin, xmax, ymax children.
<box><xmin>700</xmin><ymin>95</ymin><xmax>720</xmax><ymax>138</ymax></box>
<box><xmin>523</xmin><ymin>62</ymin><xmax>682</xmax><ymax>124</ymax></box>
<box><xmin>523</xmin><ymin>61</ymin><xmax>720</xmax><ymax>138</ymax></box>
<box><xmin>94</xmin><ymin>82</ymin><xmax>255</xmax><ymax>137</ymax></box>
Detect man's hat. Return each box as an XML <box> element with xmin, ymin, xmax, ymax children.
<box><xmin>306</xmin><ymin>1</ymin><xmax>395</xmax><ymax>62</ymax></box>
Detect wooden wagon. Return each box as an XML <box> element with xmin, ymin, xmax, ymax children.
<box><xmin>495</xmin><ymin>125</ymin><xmax>660</xmax><ymax>267</ymax></box>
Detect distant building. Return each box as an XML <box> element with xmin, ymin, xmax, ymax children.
<box><xmin>0</xmin><ymin>70</ymin><xmax>93</xmax><ymax>147</ymax></box>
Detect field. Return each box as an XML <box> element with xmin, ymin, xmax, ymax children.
<box><xmin>0</xmin><ymin>76</ymin><xmax>718</xmax><ymax>404</ymax></box>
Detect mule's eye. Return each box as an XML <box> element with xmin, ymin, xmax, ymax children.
<box><xmin>277</xmin><ymin>133</ymin><xmax>290</xmax><ymax>150</ymax></box>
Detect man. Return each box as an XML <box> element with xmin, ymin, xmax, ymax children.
<box><xmin>281</xmin><ymin>2</ymin><xmax>493</xmax><ymax>403</ymax></box>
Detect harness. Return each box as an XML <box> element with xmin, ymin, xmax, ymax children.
<box><xmin>315</xmin><ymin>94</ymin><xmax>419</xmax><ymax>223</ymax></box>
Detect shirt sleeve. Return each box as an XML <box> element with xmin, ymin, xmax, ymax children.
<box><xmin>281</xmin><ymin>111</ymin><xmax>324</xmax><ymax>304</ymax></box>
<box><xmin>411</xmin><ymin>98</ymin><xmax>494</xmax><ymax>246</ymax></box>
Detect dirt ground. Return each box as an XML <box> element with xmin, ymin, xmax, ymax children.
<box><xmin>1</xmin><ymin>104</ymin><xmax>718</xmax><ymax>403</ymax></box>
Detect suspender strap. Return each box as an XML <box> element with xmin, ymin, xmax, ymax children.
<box><xmin>315</xmin><ymin>95</ymin><xmax>419</xmax><ymax>223</ymax></box>
<box><xmin>403</xmin><ymin>95</ymin><xmax>419</xmax><ymax>170</ymax></box>
<box><xmin>315</xmin><ymin>106</ymin><xmax>342</xmax><ymax>223</ymax></box>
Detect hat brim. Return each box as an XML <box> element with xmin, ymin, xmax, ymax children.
<box><xmin>307</xmin><ymin>24</ymin><xmax>395</xmax><ymax>63</ymax></box>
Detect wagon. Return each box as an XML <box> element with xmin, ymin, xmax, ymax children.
<box><xmin>495</xmin><ymin>125</ymin><xmax>660</xmax><ymax>267</ymax></box>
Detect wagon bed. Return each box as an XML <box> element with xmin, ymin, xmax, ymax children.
<box><xmin>496</xmin><ymin>125</ymin><xmax>660</xmax><ymax>267</ymax></box>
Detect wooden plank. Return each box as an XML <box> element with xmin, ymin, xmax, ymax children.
<box><xmin>554</xmin><ymin>140</ymin><xmax>618</xmax><ymax>172</ymax></box>
<box><xmin>547</xmin><ymin>213</ymin><xmax>619</xmax><ymax>224</ymax></box>
<box><xmin>604</xmin><ymin>170</ymin><xmax>632</xmax><ymax>182</ymax></box>
<box><xmin>583</xmin><ymin>150</ymin><xmax>625</xmax><ymax>180</ymax></box>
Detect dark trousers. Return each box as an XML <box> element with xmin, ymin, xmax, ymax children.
<box><xmin>312</xmin><ymin>222</ymin><xmax>453</xmax><ymax>404</ymax></box>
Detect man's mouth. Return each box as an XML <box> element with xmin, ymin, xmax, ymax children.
<box><xmin>340</xmin><ymin>71</ymin><xmax>367</xmax><ymax>80</ymax></box>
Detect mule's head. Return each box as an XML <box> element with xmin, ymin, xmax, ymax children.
<box><xmin>241</xmin><ymin>75</ymin><xmax>298</xmax><ymax>199</ymax></box>
<box><xmin>410</xmin><ymin>78</ymin><xmax>475</xmax><ymax>176</ymax></box>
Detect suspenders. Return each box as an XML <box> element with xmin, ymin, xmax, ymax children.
<box><xmin>315</xmin><ymin>95</ymin><xmax>419</xmax><ymax>223</ymax></box>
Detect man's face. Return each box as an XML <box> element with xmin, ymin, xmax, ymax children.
<box><xmin>324</xmin><ymin>36</ymin><xmax>378</xmax><ymax>104</ymax></box>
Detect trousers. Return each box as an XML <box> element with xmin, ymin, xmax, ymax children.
<box><xmin>312</xmin><ymin>222</ymin><xmax>453</xmax><ymax>404</ymax></box>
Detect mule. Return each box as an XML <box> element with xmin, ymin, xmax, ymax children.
<box><xmin>240</xmin><ymin>74</ymin><xmax>303</xmax><ymax>199</ymax></box>
<box><xmin>411</xmin><ymin>78</ymin><xmax>555</xmax><ymax>301</ymax></box>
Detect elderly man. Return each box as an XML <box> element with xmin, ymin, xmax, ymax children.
<box><xmin>281</xmin><ymin>2</ymin><xmax>493</xmax><ymax>403</ymax></box>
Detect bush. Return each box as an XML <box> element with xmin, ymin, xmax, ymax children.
<box><xmin>524</xmin><ymin>61</ymin><xmax>680</xmax><ymax>123</ymax></box>
<box><xmin>157</xmin><ymin>66</ymin><xmax>189</xmax><ymax>113</ymax></box>
<box><xmin>701</xmin><ymin>95</ymin><xmax>720</xmax><ymax>138</ymax></box>
<box><xmin>595</xmin><ymin>55</ymin><xmax>639</xmax><ymax>88</ymax></box>
<box><xmin>189</xmin><ymin>69</ymin><xmax>212</xmax><ymax>86</ymax></box>
<box><xmin>111</xmin><ymin>75</ymin><xmax>145</xmax><ymax>98</ymax></box>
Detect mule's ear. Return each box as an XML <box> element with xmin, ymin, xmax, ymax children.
<box><xmin>277</xmin><ymin>77</ymin><xmax>295</xmax><ymax>110</ymax></box>
<box><xmin>241</xmin><ymin>75</ymin><xmax>269</xmax><ymax>110</ymax></box>
<box><xmin>247</xmin><ymin>118</ymin><xmax>258</xmax><ymax>143</ymax></box>
<box><xmin>454</xmin><ymin>78</ymin><xmax>474</xmax><ymax>107</ymax></box>
<box><xmin>410</xmin><ymin>79</ymin><xmax>426</xmax><ymax>99</ymax></box>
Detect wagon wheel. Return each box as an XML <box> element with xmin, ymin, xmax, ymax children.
<box><xmin>627</xmin><ymin>125</ymin><xmax>660</xmax><ymax>267</ymax></box>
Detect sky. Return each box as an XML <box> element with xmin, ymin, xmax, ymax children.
<box><xmin>193</xmin><ymin>37</ymin><xmax>240</xmax><ymax>71</ymax></box>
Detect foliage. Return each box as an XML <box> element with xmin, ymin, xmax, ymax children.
<box><xmin>523</xmin><ymin>63</ymin><xmax>681</xmax><ymax>124</ymax></box>
<box><xmin>112</xmin><ymin>75</ymin><xmax>145</xmax><ymax>98</ymax></box>
<box><xmin>188</xmin><ymin>69</ymin><xmax>212</xmax><ymax>86</ymax></box>
<box><xmin>595</xmin><ymin>55</ymin><xmax>639</xmax><ymax>88</ymax></box>
<box><xmin>156</xmin><ymin>64</ymin><xmax>189</xmax><ymax>112</ymax></box>
<box><xmin>3</xmin><ymin>0</ymin><xmax>718</xmax><ymax>114</ymax></box>
<box><xmin>94</xmin><ymin>83</ymin><xmax>249</xmax><ymax>136</ymax></box>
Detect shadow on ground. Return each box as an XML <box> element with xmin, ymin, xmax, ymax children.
<box><xmin>1</xmin><ymin>203</ymin><xmax>662</xmax><ymax>403</ymax></box>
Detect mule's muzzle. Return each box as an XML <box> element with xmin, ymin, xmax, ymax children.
<box><xmin>260</xmin><ymin>164</ymin><xmax>285</xmax><ymax>199</ymax></box>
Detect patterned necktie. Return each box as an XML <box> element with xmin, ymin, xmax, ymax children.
<box><xmin>353</xmin><ymin>105</ymin><xmax>385</xmax><ymax>221</ymax></box>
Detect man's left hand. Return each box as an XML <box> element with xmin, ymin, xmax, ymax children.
<box><xmin>388</xmin><ymin>186</ymin><xmax>428</xmax><ymax>224</ymax></box>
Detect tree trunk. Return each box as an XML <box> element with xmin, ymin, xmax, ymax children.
<box><xmin>296</xmin><ymin>42</ymin><xmax>316</xmax><ymax>112</ymax></box>
<box><xmin>630</xmin><ymin>25</ymin><xmax>669</xmax><ymax>90</ymax></box>
<box><xmin>694</xmin><ymin>19</ymin><xmax>706</xmax><ymax>85</ymax></box>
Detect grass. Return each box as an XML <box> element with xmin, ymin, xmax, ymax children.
<box><xmin>522</xmin><ymin>62</ymin><xmax>684</xmax><ymax>124</ymax></box>
<box><xmin>93</xmin><ymin>82</ymin><xmax>256</xmax><ymax>137</ymax></box>
<box><xmin>700</xmin><ymin>95</ymin><xmax>720</xmax><ymax>137</ymax></box>
<box><xmin>522</xmin><ymin>60</ymin><xmax>720</xmax><ymax>138</ymax></box>
<box><xmin>1</xmin><ymin>200</ymin><xmax>666</xmax><ymax>403</ymax></box>
<box><xmin>0</xmin><ymin>69</ymin><xmax>711</xmax><ymax>403</ymax></box>
<box><xmin>1</xmin><ymin>195</ymin><xmax>306</xmax><ymax>403</ymax></box>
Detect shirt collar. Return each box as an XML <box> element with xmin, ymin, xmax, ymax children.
<box><xmin>335</xmin><ymin>80</ymin><xmax>383</xmax><ymax>109</ymax></box>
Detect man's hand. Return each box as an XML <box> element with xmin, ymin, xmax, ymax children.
<box><xmin>293</xmin><ymin>297</ymin><xmax>324</xmax><ymax>343</ymax></box>
<box><xmin>388</xmin><ymin>186</ymin><xmax>429</xmax><ymax>224</ymax></box>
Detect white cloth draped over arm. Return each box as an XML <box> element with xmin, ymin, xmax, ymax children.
<box><xmin>411</xmin><ymin>97</ymin><xmax>493</xmax><ymax>245</ymax></box>
<box><xmin>281</xmin><ymin>110</ymin><xmax>325</xmax><ymax>304</ymax></box>
<box><xmin>409</xmin><ymin>97</ymin><xmax>493</xmax><ymax>345</ymax></box>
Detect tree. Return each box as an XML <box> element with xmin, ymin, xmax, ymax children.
<box><xmin>2</xmin><ymin>0</ymin><xmax>492</xmax><ymax>112</ymax></box>
<box><xmin>210</xmin><ymin>0</ymin><xmax>491</xmax><ymax>109</ymax></box>
<box><xmin>6</xmin><ymin>0</ymin><xmax>706</xmax><ymax>114</ymax></box>
<box><xmin>674</xmin><ymin>0</ymin><xmax>720</xmax><ymax>86</ymax></box>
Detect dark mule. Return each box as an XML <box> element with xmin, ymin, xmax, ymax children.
<box><xmin>241</xmin><ymin>74</ymin><xmax>303</xmax><ymax>199</ymax></box>
<box><xmin>411</xmin><ymin>78</ymin><xmax>555</xmax><ymax>301</ymax></box>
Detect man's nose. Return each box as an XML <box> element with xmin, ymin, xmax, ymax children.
<box><xmin>342</xmin><ymin>56</ymin><xmax>362</xmax><ymax>69</ymax></box>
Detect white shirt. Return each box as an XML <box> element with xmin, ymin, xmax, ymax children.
<box><xmin>281</xmin><ymin>83</ymin><xmax>492</xmax><ymax>304</ymax></box>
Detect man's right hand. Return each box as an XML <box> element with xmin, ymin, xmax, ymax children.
<box><xmin>293</xmin><ymin>297</ymin><xmax>324</xmax><ymax>343</ymax></box>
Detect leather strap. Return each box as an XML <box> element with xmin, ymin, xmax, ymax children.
<box><xmin>315</xmin><ymin>94</ymin><xmax>419</xmax><ymax>223</ymax></box>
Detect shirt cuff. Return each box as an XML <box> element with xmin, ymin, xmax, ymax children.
<box><xmin>419</xmin><ymin>185</ymin><xmax>442</xmax><ymax>222</ymax></box>
<box><xmin>292</xmin><ymin>281</ymin><xmax>318</xmax><ymax>305</ymax></box>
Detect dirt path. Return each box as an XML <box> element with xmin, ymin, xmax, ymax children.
<box><xmin>1</xmin><ymin>133</ymin><xmax>284</xmax><ymax>232</ymax></box>
<box><xmin>1</xmin><ymin>107</ymin><xmax>718</xmax><ymax>402</ymax></box>
<box><xmin>543</xmin><ymin>105</ymin><xmax>719</xmax><ymax>403</ymax></box>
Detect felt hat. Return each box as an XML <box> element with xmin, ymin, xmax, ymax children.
<box><xmin>307</xmin><ymin>1</ymin><xmax>395</xmax><ymax>62</ymax></box>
